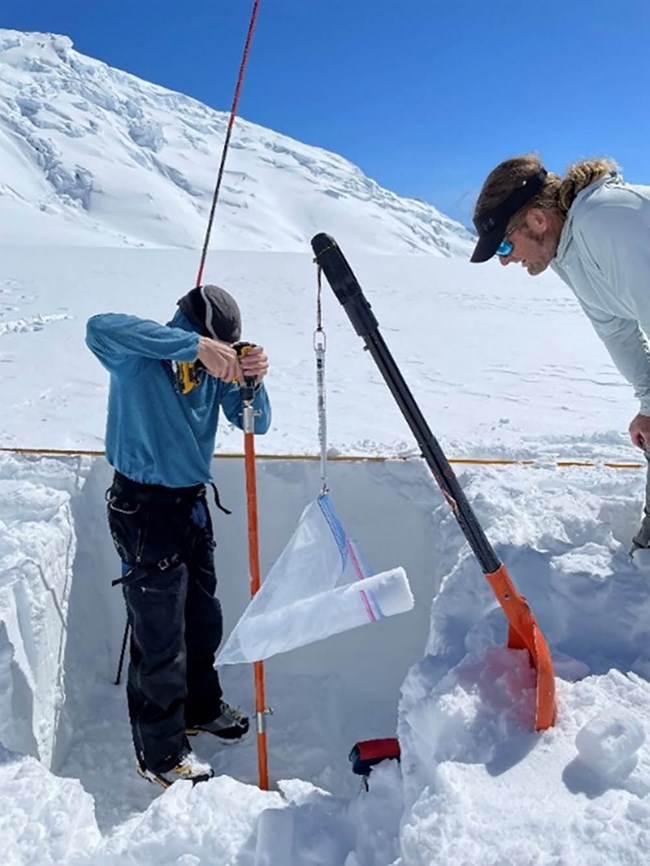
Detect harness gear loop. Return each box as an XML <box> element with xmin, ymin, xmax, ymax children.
<box><xmin>209</xmin><ymin>481</ymin><xmax>231</xmax><ymax>515</ymax></box>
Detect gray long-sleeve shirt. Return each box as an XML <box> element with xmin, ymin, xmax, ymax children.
<box><xmin>551</xmin><ymin>173</ymin><xmax>650</xmax><ymax>413</ymax></box>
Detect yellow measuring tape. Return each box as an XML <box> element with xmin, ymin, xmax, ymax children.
<box><xmin>0</xmin><ymin>447</ymin><xmax>643</xmax><ymax>469</ymax></box>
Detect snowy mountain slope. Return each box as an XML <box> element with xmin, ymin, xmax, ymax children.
<box><xmin>0</xmin><ymin>29</ymin><xmax>474</xmax><ymax>255</ymax></box>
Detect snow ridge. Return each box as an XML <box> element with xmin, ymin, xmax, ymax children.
<box><xmin>0</xmin><ymin>29</ymin><xmax>474</xmax><ymax>254</ymax></box>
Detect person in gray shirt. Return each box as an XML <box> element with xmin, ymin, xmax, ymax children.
<box><xmin>470</xmin><ymin>154</ymin><xmax>650</xmax><ymax>552</ymax></box>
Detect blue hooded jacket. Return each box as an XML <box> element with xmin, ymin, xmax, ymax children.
<box><xmin>86</xmin><ymin>310</ymin><xmax>271</xmax><ymax>487</ymax></box>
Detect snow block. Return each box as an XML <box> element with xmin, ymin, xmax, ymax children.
<box><xmin>575</xmin><ymin>709</ymin><xmax>646</xmax><ymax>779</ymax></box>
<box><xmin>0</xmin><ymin>460</ymin><xmax>78</xmax><ymax>766</ymax></box>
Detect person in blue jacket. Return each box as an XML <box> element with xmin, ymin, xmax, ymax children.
<box><xmin>86</xmin><ymin>284</ymin><xmax>271</xmax><ymax>787</ymax></box>
<box><xmin>470</xmin><ymin>154</ymin><xmax>650</xmax><ymax>554</ymax></box>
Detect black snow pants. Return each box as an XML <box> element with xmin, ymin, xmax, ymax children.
<box><xmin>107</xmin><ymin>471</ymin><xmax>223</xmax><ymax>774</ymax></box>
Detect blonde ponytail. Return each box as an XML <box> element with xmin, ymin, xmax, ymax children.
<box><xmin>474</xmin><ymin>154</ymin><xmax>619</xmax><ymax>223</ymax></box>
<box><xmin>557</xmin><ymin>158</ymin><xmax>618</xmax><ymax>215</ymax></box>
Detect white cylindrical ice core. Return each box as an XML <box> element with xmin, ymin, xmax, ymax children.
<box><xmin>354</xmin><ymin>566</ymin><xmax>413</xmax><ymax>617</ymax></box>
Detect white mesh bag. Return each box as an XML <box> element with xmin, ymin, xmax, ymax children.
<box><xmin>217</xmin><ymin>494</ymin><xmax>413</xmax><ymax>665</ymax></box>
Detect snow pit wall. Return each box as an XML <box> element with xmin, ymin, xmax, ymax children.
<box><xmin>0</xmin><ymin>452</ymin><xmax>444</xmax><ymax>770</ymax></box>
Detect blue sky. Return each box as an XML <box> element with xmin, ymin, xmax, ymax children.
<box><xmin>4</xmin><ymin>0</ymin><xmax>650</xmax><ymax>226</ymax></box>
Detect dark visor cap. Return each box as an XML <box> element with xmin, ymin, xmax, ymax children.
<box><xmin>470</xmin><ymin>168</ymin><xmax>548</xmax><ymax>263</ymax></box>
<box><xmin>177</xmin><ymin>285</ymin><xmax>242</xmax><ymax>342</ymax></box>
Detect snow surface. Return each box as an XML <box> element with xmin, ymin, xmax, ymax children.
<box><xmin>1</xmin><ymin>27</ymin><xmax>650</xmax><ymax>866</ymax></box>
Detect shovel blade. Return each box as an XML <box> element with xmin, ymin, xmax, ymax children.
<box><xmin>486</xmin><ymin>564</ymin><xmax>556</xmax><ymax>731</ymax></box>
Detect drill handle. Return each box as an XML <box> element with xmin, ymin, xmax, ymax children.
<box><xmin>233</xmin><ymin>341</ymin><xmax>258</xmax><ymax>401</ymax></box>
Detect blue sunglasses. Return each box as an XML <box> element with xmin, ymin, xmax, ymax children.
<box><xmin>496</xmin><ymin>239</ymin><xmax>514</xmax><ymax>257</ymax></box>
